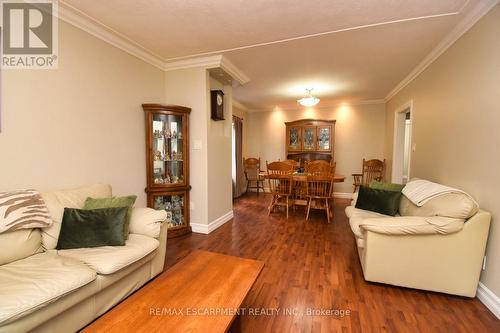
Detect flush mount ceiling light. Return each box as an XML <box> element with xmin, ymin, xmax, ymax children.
<box><xmin>297</xmin><ymin>88</ymin><xmax>320</xmax><ymax>107</ymax></box>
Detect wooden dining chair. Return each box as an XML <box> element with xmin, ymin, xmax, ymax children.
<box><xmin>306</xmin><ymin>174</ymin><xmax>335</xmax><ymax>223</ymax></box>
<box><xmin>352</xmin><ymin>158</ymin><xmax>386</xmax><ymax>192</ymax></box>
<box><xmin>283</xmin><ymin>159</ymin><xmax>300</xmax><ymax>171</ymax></box>
<box><xmin>266</xmin><ymin>161</ymin><xmax>294</xmax><ymax>218</ymax></box>
<box><xmin>305</xmin><ymin>160</ymin><xmax>331</xmax><ymax>175</ymax></box>
<box><xmin>243</xmin><ymin>157</ymin><xmax>265</xmax><ymax>194</ymax></box>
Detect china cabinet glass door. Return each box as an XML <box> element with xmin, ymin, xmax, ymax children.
<box><xmin>151</xmin><ymin>114</ymin><xmax>186</xmax><ymax>187</ymax></box>
<box><xmin>288</xmin><ymin>126</ymin><xmax>302</xmax><ymax>151</ymax></box>
<box><xmin>317</xmin><ymin>126</ymin><xmax>332</xmax><ymax>151</ymax></box>
<box><xmin>303</xmin><ymin>126</ymin><xmax>316</xmax><ymax>150</ymax></box>
<box><xmin>151</xmin><ymin>192</ymin><xmax>187</xmax><ymax>229</ymax></box>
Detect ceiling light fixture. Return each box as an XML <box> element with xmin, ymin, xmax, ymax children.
<box><xmin>297</xmin><ymin>88</ymin><xmax>320</xmax><ymax>107</ymax></box>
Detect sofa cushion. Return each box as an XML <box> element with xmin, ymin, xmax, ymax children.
<box><xmin>0</xmin><ymin>189</ymin><xmax>52</xmax><ymax>233</ymax></box>
<box><xmin>345</xmin><ymin>205</ymin><xmax>390</xmax><ymax>219</ymax></box>
<box><xmin>0</xmin><ymin>253</ymin><xmax>96</xmax><ymax>325</ymax></box>
<box><xmin>0</xmin><ymin>229</ymin><xmax>43</xmax><ymax>265</ymax></box>
<box><xmin>83</xmin><ymin>195</ymin><xmax>137</xmax><ymax>239</ymax></box>
<box><xmin>41</xmin><ymin>184</ymin><xmax>112</xmax><ymax>250</ymax></box>
<box><xmin>359</xmin><ymin>216</ymin><xmax>464</xmax><ymax>235</ymax></box>
<box><xmin>129</xmin><ymin>208</ymin><xmax>167</xmax><ymax>238</ymax></box>
<box><xmin>399</xmin><ymin>193</ymin><xmax>479</xmax><ymax>220</ymax></box>
<box><xmin>56</xmin><ymin>207</ymin><xmax>128</xmax><ymax>250</ymax></box>
<box><xmin>369</xmin><ymin>181</ymin><xmax>405</xmax><ymax>192</ymax></box>
<box><xmin>57</xmin><ymin>234</ymin><xmax>159</xmax><ymax>275</ymax></box>
<box><xmin>355</xmin><ymin>186</ymin><xmax>402</xmax><ymax>216</ymax></box>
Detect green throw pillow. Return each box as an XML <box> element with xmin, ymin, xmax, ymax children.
<box><xmin>369</xmin><ymin>181</ymin><xmax>405</xmax><ymax>192</ymax></box>
<box><xmin>56</xmin><ymin>207</ymin><xmax>128</xmax><ymax>250</ymax></box>
<box><xmin>83</xmin><ymin>195</ymin><xmax>137</xmax><ymax>239</ymax></box>
<box><xmin>355</xmin><ymin>186</ymin><xmax>402</xmax><ymax>216</ymax></box>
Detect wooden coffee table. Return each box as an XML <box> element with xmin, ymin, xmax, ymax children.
<box><xmin>83</xmin><ymin>250</ymin><xmax>264</xmax><ymax>333</ymax></box>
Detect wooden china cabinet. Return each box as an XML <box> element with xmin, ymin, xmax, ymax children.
<box><xmin>142</xmin><ymin>104</ymin><xmax>191</xmax><ymax>238</ymax></box>
<box><xmin>285</xmin><ymin>119</ymin><xmax>335</xmax><ymax>164</ymax></box>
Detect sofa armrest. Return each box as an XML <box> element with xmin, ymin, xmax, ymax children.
<box><xmin>359</xmin><ymin>216</ymin><xmax>464</xmax><ymax>236</ymax></box>
<box><xmin>129</xmin><ymin>207</ymin><xmax>167</xmax><ymax>238</ymax></box>
<box><xmin>350</xmin><ymin>191</ymin><xmax>359</xmax><ymax>206</ymax></box>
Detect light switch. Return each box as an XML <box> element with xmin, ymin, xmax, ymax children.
<box><xmin>193</xmin><ymin>140</ymin><xmax>202</xmax><ymax>150</ymax></box>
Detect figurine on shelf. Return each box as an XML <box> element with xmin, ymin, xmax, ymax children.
<box><xmin>153</xmin><ymin>151</ymin><xmax>161</xmax><ymax>161</ymax></box>
<box><xmin>154</xmin><ymin>177</ymin><xmax>161</xmax><ymax>184</ymax></box>
<box><xmin>178</xmin><ymin>175</ymin><xmax>184</xmax><ymax>183</ymax></box>
<box><xmin>164</xmin><ymin>128</ymin><xmax>171</xmax><ymax>138</ymax></box>
<box><xmin>164</xmin><ymin>174</ymin><xmax>171</xmax><ymax>184</ymax></box>
<box><xmin>177</xmin><ymin>131</ymin><xmax>183</xmax><ymax>139</ymax></box>
<box><xmin>177</xmin><ymin>152</ymin><xmax>183</xmax><ymax>161</ymax></box>
<box><xmin>172</xmin><ymin>130</ymin><xmax>177</xmax><ymax>139</ymax></box>
<box><xmin>172</xmin><ymin>176</ymin><xmax>178</xmax><ymax>184</ymax></box>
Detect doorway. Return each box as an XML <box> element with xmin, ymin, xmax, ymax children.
<box><xmin>232</xmin><ymin>116</ymin><xmax>244</xmax><ymax>198</ymax></box>
<box><xmin>392</xmin><ymin>101</ymin><xmax>413</xmax><ymax>184</ymax></box>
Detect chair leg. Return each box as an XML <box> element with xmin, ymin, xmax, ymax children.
<box><xmin>268</xmin><ymin>195</ymin><xmax>275</xmax><ymax>215</ymax></box>
<box><xmin>306</xmin><ymin>198</ymin><xmax>311</xmax><ymax>220</ymax></box>
<box><xmin>325</xmin><ymin>199</ymin><xmax>330</xmax><ymax>224</ymax></box>
<box><xmin>286</xmin><ymin>196</ymin><xmax>289</xmax><ymax>219</ymax></box>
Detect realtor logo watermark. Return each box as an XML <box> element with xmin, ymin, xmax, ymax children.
<box><xmin>1</xmin><ymin>0</ymin><xmax>58</xmax><ymax>69</ymax></box>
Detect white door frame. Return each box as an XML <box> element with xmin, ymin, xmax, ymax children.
<box><xmin>392</xmin><ymin>100</ymin><xmax>413</xmax><ymax>183</ymax></box>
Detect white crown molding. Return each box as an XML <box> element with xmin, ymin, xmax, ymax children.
<box><xmin>247</xmin><ymin>99</ymin><xmax>386</xmax><ymax>113</ymax></box>
<box><xmin>219</xmin><ymin>56</ymin><xmax>250</xmax><ymax>85</ymax></box>
<box><xmin>385</xmin><ymin>0</ymin><xmax>500</xmax><ymax>101</ymax></box>
<box><xmin>58</xmin><ymin>1</ymin><xmax>165</xmax><ymax>70</ymax></box>
<box><xmin>191</xmin><ymin>210</ymin><xmax>233</xmax><ymax>234</ymax></box>
<box><xmin>163</xmin><ymin>55</ymin><xmax>223</xmax><ymax>71</ymax></box>
<box><xmin>233</xmin><ymin>100</ymin><xmax>249</xmax><ymax>111</ymax></box>
<box><xmin>164</xmin><ymin>55</ymin><xmax>250</xmax><ymax>85</ymax></box>
<box><xmin>477</xmin><ymin>282</ymin><xmax>500</xmax><ymax>319</ymax></box>
<box><xmin>58</xmin><ymin>1</ymin><xmax>251</xmax><ymax>84</ymax></box>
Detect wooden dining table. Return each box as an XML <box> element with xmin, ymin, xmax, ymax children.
<box><xmin>260</xmin><ymin>171</ymin><xmax>346</xmax><ymax>207</ymax></box>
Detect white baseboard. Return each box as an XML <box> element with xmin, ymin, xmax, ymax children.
<box><xmin>333</xmin><ymin>192</ymin><xmax>353</xmax><ymax>199</ymax></box>
<box><xmin>191</xmin><ymin>210</ymin><xmax>234</xmax><ymax>234</ymax></box>
<box><xmin>477</xmin><ymin>282</ymin><xmax>500</xmax><ymax>319</ymax></box>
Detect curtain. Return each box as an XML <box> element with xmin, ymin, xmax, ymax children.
<box><xmin>233</xmin><ymin>116</ymin><xmax>245</xmax><ymax>198</ymax></box>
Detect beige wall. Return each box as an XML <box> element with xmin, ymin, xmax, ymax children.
<box><xmin>207</xmin><ymin>77</ymin><xmax>233</xmax><ymax>221</ymax></box>
<box><xmin>164</xmin><ymin>67</ymin><xmax>209</xmax><ymax>226</ymax></box>
<box><xmin>384</xmin><ymin>4</ymin><xmax>500</xmax><ymax>296</ymax></box>
<box><xmin>0</xmin><ymin>21</ymin><xmax>165</xmax><ymax>205</ymax></box>
<box><xmin>164</xmin><ymin>70</ymin><xmax>234</xmax><ymax>227</ymax></box>
<box><xmin>245</xmin><ymin>103</ymin><xmax>386</xmax><ymax>193</ymax></box>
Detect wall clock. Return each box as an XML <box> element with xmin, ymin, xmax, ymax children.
<box><xmin>210</xmin><ymin>90</ymin><xmax>224</xmax><ymax>121</ymax></box>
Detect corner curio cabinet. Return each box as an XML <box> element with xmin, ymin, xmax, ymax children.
<box><xmin>143</xmin><ymin>104</ymin><xmax>191</xmax><ymax>238</ymax></box>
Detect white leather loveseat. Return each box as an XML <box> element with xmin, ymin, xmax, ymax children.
<box><xmin>0</xmin><ymin>184</ymin><xmax>168</xmax><ymax>333</ymax></box>
<box><xmin>345</xmin><ymin>183</ymin><xmax>491</xmax><ymax>297</ymax></box>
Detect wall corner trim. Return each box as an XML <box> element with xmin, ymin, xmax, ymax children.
<box><xmin>477</xmin><ymin>282</ymin><xmax>500</xmax><ymax>319</ymax></box>
<box><xmin>191</xmin><ymin>210</ymin><xmax>234</xmax><ymax>234</ymax></box>
<box><xmin>384</xmin><ymin>0</ymin><xmax>500</xmax><ymax>102</ymax></box>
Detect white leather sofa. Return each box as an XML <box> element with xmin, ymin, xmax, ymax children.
<box><xmin>0</xmin><ymin>184</ymin><xmax>168</xmax><ymax>333</ymax></box>
<box><xmin>345</xmin><ymin>186</ymin><xmax>491</xmax><ymax>297</ymax></box>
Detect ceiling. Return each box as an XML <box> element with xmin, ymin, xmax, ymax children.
<box><xmin>62</xmin><ymin>0</ymin><xmax>485</xmax><ymax>110</ymax></box>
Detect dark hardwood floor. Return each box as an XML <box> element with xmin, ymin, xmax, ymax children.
<box><xmin>165</xmin><ymin>193</ymin><xmax>499</xmax><ymax>333</ymax></box>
